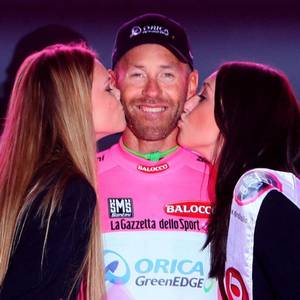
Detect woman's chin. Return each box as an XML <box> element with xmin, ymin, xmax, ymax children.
<box><xmin>177</xmin><ymin>133</ymin><xmax>192</xmax><ymax>149</ymax></box>
<box><xmin>96</xmin><ymin>124</ymin><xmax>126</xmax><ymax>140</ymax></box>
<box><xmin>96</xmin><ymin>132</ymin><xmax>116</xmax><ymax>140</ymax></box>
<box><xmin>178</xmin><ymin>138</ymin><xmax>209</xmax><ymax>158</ymax></box>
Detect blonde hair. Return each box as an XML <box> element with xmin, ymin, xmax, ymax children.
<box><xmin>0</xmin><ymin>44</ymin><xmax>104</xmax><ymax>299</ymax></box>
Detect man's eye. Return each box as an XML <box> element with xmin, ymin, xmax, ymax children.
<box><xmin>130</xmin><ymin>73</ymin><xmax>144</xmax><ymax>78</ymax></box>
<box><xmin>162</xmin><ymin>73</ymin><xmax>175</xmax><ymax>78</ymax></box>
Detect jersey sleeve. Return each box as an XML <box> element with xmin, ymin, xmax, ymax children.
<box><xmin>1</xmin><ymin>176</ymin><xmax>96</xmax><ymax>300</ymax></box>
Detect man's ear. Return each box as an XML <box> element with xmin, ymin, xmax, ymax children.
<box><xmin>108</xmin><ymin>69</ymin><xmax>118</xmax><ymax>86</ymax></box>
<box><xmin>187</xmin><ymin>69</ymin><xmax>199</xmax><ymax>99</ymax></box>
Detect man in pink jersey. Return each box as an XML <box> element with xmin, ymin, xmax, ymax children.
<box><xmin>98</xmin><ymin>14</ymin><xmax>219</xmax><ymax>299</ymax></box>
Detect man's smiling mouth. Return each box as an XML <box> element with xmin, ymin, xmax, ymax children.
<box><xmin>138</xmin><ymin>105</ymin><xmax>167</xmax><ymax>113</ymax></box>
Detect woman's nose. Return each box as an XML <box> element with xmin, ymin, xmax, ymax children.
<box><xmin>183</xmin><ymin>95</ymin><xmax>200</xmax><ymax>114</ymax></box>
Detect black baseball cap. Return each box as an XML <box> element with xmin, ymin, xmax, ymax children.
<box><xmin>112</xmin><ymin>13</ymin><xmax>193</xmax><ymax>70</ymax></box>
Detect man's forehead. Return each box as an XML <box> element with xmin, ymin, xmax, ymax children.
<box><xmin>123</xmin><ymin>44</ymin><xmax>180</xmax><ymax>61</ymax></box>
<box><xmin>116</xmin><ymin>44</ymin><xmax>188</xmax><ymax>71</ymax></box>
<box><xmin>127</xmin><ymin>63</ymin><xmax>181</xmax><ymax>70</ymax></box>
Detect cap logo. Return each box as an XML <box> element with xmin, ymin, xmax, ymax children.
<box><xmin>130</xmin><ymin>24</ymin><xmax>169</xmax><ymax>38</ymax></box>
<box><xmin>130</xmin><ymin>26</ymin><xmax>142</xmax><ymax>37</ymax></box>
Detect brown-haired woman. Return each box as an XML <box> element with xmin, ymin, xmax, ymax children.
<box><xmin>178</xmin><ymin>61</ymin><xmax>300</xmax><ymax>299</ymax></box>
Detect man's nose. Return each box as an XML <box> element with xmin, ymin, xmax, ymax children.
<box><xmin>142</xmin><ymin>78</ymin><xmax>161</xmax><ymax>98</ymax></box>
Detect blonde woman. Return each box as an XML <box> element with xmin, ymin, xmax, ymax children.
<box><xmin>0</xmin><ymin>44</ymin><xmax>126</xmax><ymax>299</ymax></box>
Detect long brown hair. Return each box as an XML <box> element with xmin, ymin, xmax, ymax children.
<box><xmin>0</xmin><ymin>44</ymin><xmax>105</xmax><ymax>299</ymax></box>
<box><xmin>205</xmin><ymin>62</ymin><xmax>300</xmax><ymax>281</ymax></box>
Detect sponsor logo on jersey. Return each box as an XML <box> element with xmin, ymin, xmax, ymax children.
<box><xmin>197</xmin><ymin>156</ymin><xmax>208</xmax><ymax>163</ymax></box>
<box><xmin>164</xmin><ymin>202</ymin><xmax>211</xmax><ymax>219</ymax></box>
<box><xmin>111</xmin><ymin>218</ymin><xmax>156</xmax><ymax>230</ymax></box>
<box><xmin>225</xmin><ymin>267</ymin><xmax>249</xmax><ymax>300</ymax></box>
<box><xmin>104</xmin><ymin>249</ymin><xmax>216</xmax><ymax>293</ymax></box>
<box><xmin>97</xmin><ymin>154</ymin><xmax>104</xmax><ymax>162</ymax></box>
<box><xmin>104</xmin><ymin>250</ymin><xmax>130</xmax><ymax>284</ymax></box>
<box><xmin>235</xmin><ymin>171</ymin><xmax>282</xmax><ymax>206</ymax></box>
<box><xmin>137</xmin><ymin>163</ymin><xmax>169</xmax><ymax>174</ymax></box>
<box><xmin>108</xmin><ymin>198</ymin><xmax>134</xmax><ymax>218</ymax></box>
<box><xmin>110</xmin><ymin>217</ymin><xmax>208</xmax><ymax>232</ymax></box>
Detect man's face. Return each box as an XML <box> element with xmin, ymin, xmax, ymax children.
<box><xmin>114</xmin><ymin>44</ymin><xmax>198</xmax><ymax>141</ymax></box>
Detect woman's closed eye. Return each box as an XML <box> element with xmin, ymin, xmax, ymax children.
<box><xmin>105</xmin><ymin>85</ymin><xmax>113</xmax><ymax>94</ymax></box>
<box><xmin>198</xmin><ymin>94</ymin><xmax>207</xmax><ymax>102</ymax></box>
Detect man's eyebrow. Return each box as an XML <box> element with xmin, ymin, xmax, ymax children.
<box><xmin>129</xmin><ymin>65</ymin><xmax>145</xmax><ymax>69</ymax></box>
<box><xmin>160</xmin><ymin>64</ymin><xmax>177</xmax><ymax>69</ymax></box>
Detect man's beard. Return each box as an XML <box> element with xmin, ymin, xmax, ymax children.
<box><xmin>122</xmin><ymin>97</ymin><xmax>184</xmax><ymax>141</ymax></box>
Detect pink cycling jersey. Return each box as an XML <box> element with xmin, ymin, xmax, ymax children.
<box><xmin>97</xmin><ymin>142</ymin><xmax>219</xmax><ymax>300</ymax></box>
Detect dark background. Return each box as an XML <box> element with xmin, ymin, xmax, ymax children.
<box><xmin>1</xmin><ymin>0</ymin><xmax>300</xmax><ymax>109</ymax></box>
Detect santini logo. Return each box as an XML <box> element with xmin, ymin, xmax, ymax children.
<box><xmin>108</xmin><ymin>198</ymin><xmax>133</xmax><ymax>218</ymax></box>
<box><xmin>164</xmin><ymin>202</ymin><xmax>212</xmax><ymax>218</ymax></box>
<box><xmin>137</xmin><ymin>163</ymin><xmax>169</xmax><ymax>174</ymax></box>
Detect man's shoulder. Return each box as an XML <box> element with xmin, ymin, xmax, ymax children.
<box><xmin>97</xmin><ymin>144</ymin><xmax>210</xmax><ymax>175</ymax></box>
<box><xmin>176</xmin><ymin>147</ymin><xmax>210</xmax><ymax>174</ymax></box>
<box><xmin>97</xmin><ymin>143</ymin><xmax>120</xmax><ymax>173</ymax></box>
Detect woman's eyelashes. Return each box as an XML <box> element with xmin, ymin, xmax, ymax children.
<box><xmin>105</xmin><ymin>84</ymin><xmax>113</xmax><ymax>94</ymax></box>
<box><xmin>198</xmin><ymin>93</ymin><xmax>207</xmax><ymax>102</ymax></box>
